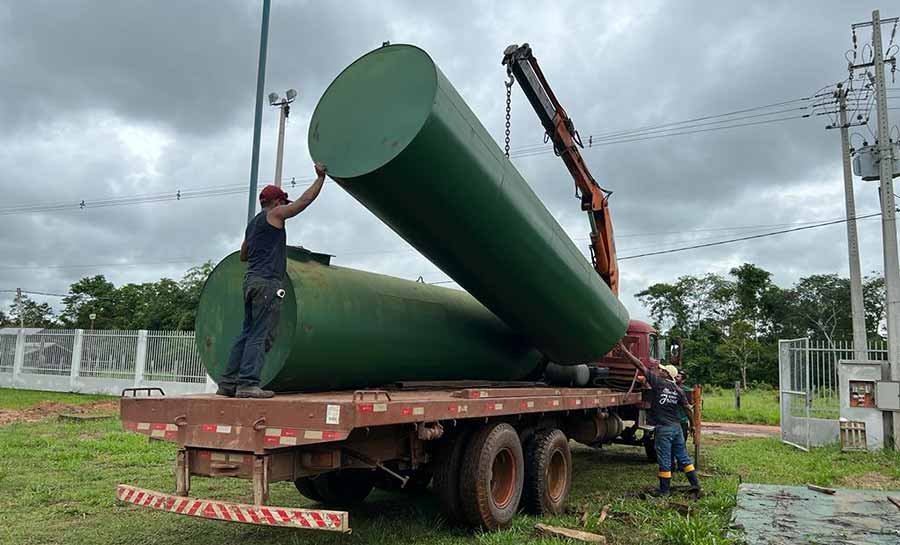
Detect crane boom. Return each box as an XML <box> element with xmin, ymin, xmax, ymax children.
<box><xmin>502</xmin><ymin>43</ymin><xmax>619</xmax><ymax>295</ymax></box>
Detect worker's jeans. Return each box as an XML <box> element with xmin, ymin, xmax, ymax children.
<box><xmin>220</xmin><ymin>276</ymin><xmax>283</xmax><ymax>388</ymax></box>
<box><xmin>655</xmin><ymin>424</ymin><xmax>693</xmax><ymax>474</ymax></box>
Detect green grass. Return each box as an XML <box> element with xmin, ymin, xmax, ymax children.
<box><xmin>1</xmin><ymin>413</ymin><xmax>899</xmax><ymax>545</ymax></box>
<box><xmin>0</xmin><ymin>388</ymin><xmax>113</xmax><ymax>410</ymax></box>
<box><xmin>700</xmin><ymin>387</ymin><xmax>780</xmax><ymax>425</ymax></box>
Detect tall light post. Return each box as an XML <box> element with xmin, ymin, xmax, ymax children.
<box><xmin>246</xmin><ymin>0</ymin><xmax>272</xmax><ymax>224</ymax></box>
<box><xmin>268</xmin><ymin>89</ymin><xmax>298</xmax><ymax>188</ymax></box>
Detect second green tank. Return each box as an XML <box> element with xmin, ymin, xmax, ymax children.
<box><xmin>196</xmin><ymin>248</ymin><xmax>545</xmax><ymax>392</ymax></box>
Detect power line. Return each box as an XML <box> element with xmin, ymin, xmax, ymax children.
<box><xmin>0</xmin><ymin>289</ymin><xmax>68</xmax><ymax>298</ymax></box>
<box><xmin>0</xmin><ymin>177</ymin><xmax>321</xmax><ymax>217</ymax></box>
<box><xmin>617</xmin><ymin>211</ymin><xmax>883</xmax><ymax>261</ymax></box>
<box><xmin>509</xmin><ymin>96</ymin><xmax>815</xmax><ymax>154</ymax></box>
<box><xmin>510</xmin><ymin>114</ymin><xmax>811</xmax><ymax>158</ymax></box>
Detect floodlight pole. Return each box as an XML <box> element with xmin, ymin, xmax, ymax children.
<box><xmin>246</xmin><ymin>0</ymin><xmax>271</xmax><ymax>223</ymax></box>
<box><xmin>273</xmin><ymin>100</ymin><xmax>288</xmax><ymax>188</ymax></box>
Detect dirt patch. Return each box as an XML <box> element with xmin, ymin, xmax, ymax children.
<box><xmin>838</xmin><ymin>471</ymin><xmax>900</xmax><ymax>490</ymax></box>
<box><xmin>703</xmin><ymin>422</ymin><xmax>780</xmax><ymax>438</ymax></box>
<box><xmin>0</xmin><ymin>399</ymin><xmax>118</xmax><ymax>426</ymax></box>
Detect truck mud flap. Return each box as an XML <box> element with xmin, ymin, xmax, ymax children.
<box><xmin>116</xmin><ymin>484</ymin><xmax>350</xmax><ymax>533</ymax></box>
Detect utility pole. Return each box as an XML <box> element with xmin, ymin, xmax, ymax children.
<box><xmin>246</xmin><ymin>0</ymin><xmax>271</xmax><ymax>223</ymax></box>
<box><xmin>268</xmin><ymin>89</ymin><xmax>297</xmax><ymax>188</ymax></box>
<box><xmin>15</xmin><ymin>288</ymin><xmax>23</xmax><ymax>330</ymax></box>
<box><xmin>834</xmin><ymin>84</ymin><xmax>868</xmax><ymax>359</ymax></box>
<box><xmin>853</xmin><ymin>9</ymin><xmax>900</xmax><ymax>449</ymax></box>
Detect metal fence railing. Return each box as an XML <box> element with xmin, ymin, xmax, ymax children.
<box><xmin>0</xmin><ymin>328</ymin><xmax>214</xmax><ymax>395</ymax></box>
<box><xmin>79</xmin><ymin>329</ymin><xmax>139</xmax><ymax>380</ymax></box>
<box><xmin>0</xmin><ymin>333</ymin><xmax>16</xmax><ymax>373</ymax></box>
<box><xmin>779</xmin><ymin>337</ymin><xmax>886</xmax><ymax>450</ymax></box>
<box><xmin>21</xmin><ymin>329</ymin><xmax>77</xmax><ymax>376</ymax></box>
<box><xmin>145</xmin><ymin>330</ymin><xmax>206</xmax><ymax>383</ymax></box>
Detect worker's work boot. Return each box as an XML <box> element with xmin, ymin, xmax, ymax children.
<box><xmin>685</xmin><ymin>467</ymin><xmax>701</xmax><ymax>492</ymax></box>
<box><xmin>652</xmin><ymin>476</ymin><xmax>671</xmax><ymax>496</ymax></box>
<box><xmin>215</xmin><ymin>384</ymin><xmax>236</xmax><ymax>397</ymax></box>
<box><xmin>235</xmin><ymin>385</ymin><xmax>275</xmax><ymax>399</ymax></box>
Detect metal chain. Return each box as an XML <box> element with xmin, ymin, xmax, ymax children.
<box><xmin>504</xmin><ymin>72</ymin><xmax>514</xmax><ymax>158</ymax></box>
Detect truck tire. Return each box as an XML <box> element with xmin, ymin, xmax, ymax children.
<box><xmin>293</xmin><ymin>476</ymin><xmax>323</xmax><ymax>502</ymax></box>
<box><xmin>432</xmin><ymin>428</ymin><xmax>472</xmax><ymax>525</ymax></box>
<box><xmin>643</xmin><ymin>431</ymin><xmax>657</xmax><ymax>463</ymax></box>
<box><xmin>312</xmin><ymin>469</ymin><xmax>374</xmax><ymax>507</ymax></box>
<box><xmin>459</xmin><ymin>422</ymin><xmax>524</xmax><ymax>530</ymax></box>
<box><xmin>522</xmin><ymin>429</ymin><xmax>572</xmax><ymax>515</ymax></box>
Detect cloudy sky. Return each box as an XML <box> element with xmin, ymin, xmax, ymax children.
<box><xmin>1</xmin><ymin>1</ymin><xmax>898</xmax><ymax>323</ymax></box>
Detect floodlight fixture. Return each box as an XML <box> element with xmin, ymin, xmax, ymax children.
<box><xmin>268</xmin><ymin>92</ymin><xmax>280</xmax><ymax>105</ymax></box>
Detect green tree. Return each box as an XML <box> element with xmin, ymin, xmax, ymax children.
<box><xmin>787</xmin><ymin>274</ymin><xmax>852</xmax><ymax>345</ymax></box>
<box><xmin>59</xmin><ymin>275</ymin><xmax>117</xmax><ymax>329</ymax></box>
<box><xmin>717</xmin><ymin>319</ymin><xmax>761</xmax><ymax>389</ymax></box>
<box><xmin>8</xmin><ymin>295</ymin><xmax>56</xmax><ymax>328</ymax></box>
<box><xmin>863</xmin><ymin>274</ymin><xmax>886</xmax><ymax>340</ymax></box>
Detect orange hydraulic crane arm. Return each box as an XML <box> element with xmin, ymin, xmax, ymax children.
<box><xmin>502</xmin><ymin>43</ymin><xmax>619</xmax><ymax>295</ymax></box>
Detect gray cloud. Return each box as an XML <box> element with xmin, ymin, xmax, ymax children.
<box><xmin>0</xmin><ymin>0</ymin><xmax>895</xmax><ymax>325</ymax></box>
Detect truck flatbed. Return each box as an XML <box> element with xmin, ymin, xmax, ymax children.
<box><xmin>121</xmin><ymin>384</ymin><xmax>641</xmax><ymax>453</ymax></box>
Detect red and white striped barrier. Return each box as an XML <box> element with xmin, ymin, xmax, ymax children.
<box><xmin>115</xmin><ymin>484</ymin><xmax>350</xmax><ymax>533</ymax></box>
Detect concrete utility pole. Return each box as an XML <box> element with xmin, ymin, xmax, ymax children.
<box><xmin>15</xmin><ymin>287</ymin><xmax>23</xmax><ymax>330</ymax></box>
<box><xmin>246</xmin><ymin>0</ymin><xmax>272</xmax><ymax>223</ymax></box>
<box><xmin>835</xmin><ymin>84</ymin><xmax>868</xmax><ymax>359</ymax></box>
<box><xmin>869</xmin><ymin>9</ymin><xmax>900</xmax><ymax>448</ymax></box>
<box><xmin>268</xmin><ymin>89</ymin><xmax>297</xmax><ymax>188</ymax></box>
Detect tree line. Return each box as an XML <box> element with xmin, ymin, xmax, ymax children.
<box><xmin>2</xmin><ymin>261</ymin><xmax>882</xmax><ymax>388</ymax></box>
<box><xmin>0</xmin><ymin>263</ymin><xmax>213</xmax><ymax>331</ymax></box>
<box><xmin>637</xmin><ymin>263</ymin><xmax>885</xmax><ymax>388</ymax></box>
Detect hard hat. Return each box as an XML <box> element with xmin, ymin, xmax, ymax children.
<box><xmin>661</xmin><ymin>364</ymin><xmax>679</xmax><ymax>379</ymax></box>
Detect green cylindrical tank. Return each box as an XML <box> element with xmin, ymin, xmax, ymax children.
<box><xmin>308</xmin><ymin>44</ymin><xmax>629</xmax><ymax>364</ymax></box>
<box><xmin>196</xmin><ymin>248</ymin><xmax>545</xmax><ymax>392</ymax></box>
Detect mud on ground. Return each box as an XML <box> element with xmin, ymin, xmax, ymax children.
<box><xmin>0</xmin><ymin>399</ymin><xmax>118</xmax><ymax>426</ymax></box>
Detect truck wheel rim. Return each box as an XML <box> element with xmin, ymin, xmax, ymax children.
<box><xmin>490</xmin><ymin>448</ymin><xmax>516</xmax><ymax>509</ymax></box>
<box><xmin>547</xmin><ymin>449</ymin><xmax>567</xmax><ymax>501</ymax></box>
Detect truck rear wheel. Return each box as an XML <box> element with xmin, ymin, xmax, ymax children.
<box><xmin>459</xmin><ymin>422</ymin><xmax>524</xmax><ymax>530</ymax></box>
<box><xmin>523</xmin><ymin>428</ymin><xmax>572</xmax><ymax>515</ymax></box>
<box><xmin>312</xmin><ymin>469</ymin><xmax>374</xmax><ymax>507</ymax></box>
<box><xmin>432</xmin><ymin>427</ymin><xmax>472</xmax><ymax>525</ymax></box>
<box><xmin>293</xmin><ymin>476</ymin><xmax>323</xmax><ymax>502</ymax></box>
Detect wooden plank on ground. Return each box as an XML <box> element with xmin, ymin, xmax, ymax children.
<box><xmin>535</xmin><ymin>523</ymin><xmax>607</xmax><ymax>543</ymax></box>
<box><xmin>806</xmin><ymin>484</ymin><xmax>836</xmax><ymax>495</ymax></box>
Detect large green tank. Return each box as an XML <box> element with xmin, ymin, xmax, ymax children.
<box><xmin>308</xmin><ymin>44</ymin><xmax>629</xmax><ymax>364</ymax></box>
<box><xmin>196</xmin><ymin>247</ymin><xmax>544</xmax><ymax>392</ymax></box>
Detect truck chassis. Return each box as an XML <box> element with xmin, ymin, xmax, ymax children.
<box><xmin>118</xmin><ymin>383</ymin><xmax>650</xmax><ymax>533</ymax></box>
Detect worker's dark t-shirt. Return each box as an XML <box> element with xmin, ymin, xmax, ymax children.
<box><xmin>646</xmin><ymin>372</ymin><xmax>686</xmax><ymax>427</ymax></box>
<box><xmin>245</xmin><ymin>211</ymin><xmax>286</xmax><ymax>281</ymax></box>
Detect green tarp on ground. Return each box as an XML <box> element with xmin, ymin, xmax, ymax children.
<box><xmin>732</xmin><ymin>483</ymin><xmax>900</xmax><ymax>544</ymax></box>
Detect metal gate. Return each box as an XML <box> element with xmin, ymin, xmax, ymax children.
<box><xmin>779</xmin><ymin>338</ymin><xmax>887</xmax><ymax>450</ymax></box>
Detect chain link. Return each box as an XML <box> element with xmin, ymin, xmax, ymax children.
<box><xmin>504</xmin><ymin>72</ymin><xmax>514</xmax><ymax>158</ymax></box>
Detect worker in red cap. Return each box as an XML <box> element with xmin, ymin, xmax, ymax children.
<box><xmin>618</xmin><ymin>342</ymin><xmax>700</xmax><ymax>496</ymax></box>
<box><xmin>217</xmin><ymin>163</ymin><xmax>327</xmax><ymax>398</ymax></box>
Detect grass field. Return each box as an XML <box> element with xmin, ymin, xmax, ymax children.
<box><xmin>0</xmin><ymin>388</ymin><xmax>113</xmax><ymax>410</ymax></box>
<box><xmin>699</xmin><ymin>387</ymin><xmax>780</xmax><ymax>426</ymax></box>
<box><xmin>2</xmin><ymin>391</ymin><xmax>899</xmax><ymax>545</ymax></box>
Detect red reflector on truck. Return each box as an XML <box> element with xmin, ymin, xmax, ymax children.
<box><xmin>116</xmin><ymin>484</ymin><xmax>350</xmax><ymax>533</ymax></box>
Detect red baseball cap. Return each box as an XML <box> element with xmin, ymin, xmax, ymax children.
<box><xmin>259</xmin><ymin>184</ymin><xmax>291</xmax><ymax>204</ymax></box>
